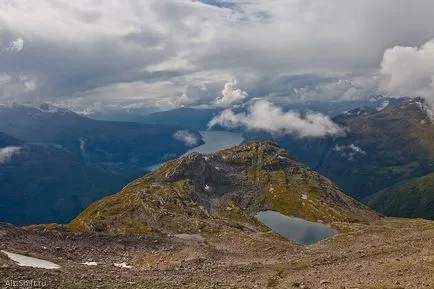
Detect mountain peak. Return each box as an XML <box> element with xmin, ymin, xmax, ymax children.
<box><xmin>70</xmin><ymin>142</ymin><xmax>378</xmax><ymax>235</ymax></box>
<box><xmin>213</xmin><ymin>141</ymin><xmax>297</xmax><ymax>168</ymax></box>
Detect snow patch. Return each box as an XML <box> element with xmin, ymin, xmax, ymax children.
<box><xmin>376</xmin><ymin>100</ymin><xmax>390</xmax><ymax>111</ymax></box>
<box><xmin>1</xmin><ymin>250</ymin><xmax>60</xmax><ymax>269</ymax></box>
<box><xmin>114</xmin><ymin>262</ymin><xmax>133</xmax><ymax>268</ymax></box>
<box><xmin>82</xmin><ymin>261</ymin><xmax>98</xmax><ymax>266</ymax></box>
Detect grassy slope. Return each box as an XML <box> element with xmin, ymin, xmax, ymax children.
<box><xmin>366</xmin><ymin>172</ymin><xmax>434</xmax><ymax>219</ymax></box>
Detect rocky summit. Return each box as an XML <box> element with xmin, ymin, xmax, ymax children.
<box><xmin>1</xmin><ymin>142</ymin><xmax>433</xmax><ymax>289</ymax></box>
<box><xmin>69</xmin><ymin>142</ymin><xmax>378</xmax><ymax>235</ymax></box>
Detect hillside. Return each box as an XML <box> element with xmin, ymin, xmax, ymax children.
<box><xmin>0</xmin><ymin>132</ymin><xmax>23</xmax><ymax>147</ymax></box>
<box><xmin>0</xmin><ymin>104</ymin><xmax>202</xmax><ymax>173</ymax></box>
<box><xmin>70</xmin><ymin>142</ymin><xmax>378</xmax><ymax>235</ymax></box>
<box><xmin>0</xmin><ymin>139</ymin><xmax>133</xmax><ymax>225</ymax></box>
<box><xmin>1</xmin><ymin>143</ymin><xmax>434</xmax><ymax>288</ymax></box>
<box><xmin>245</xmin><ymin>98</ymin><xmax>434</xmax><ymax>203</ymax></box>
<box><xmin>366</xmin><ymin>172</ymin><xmax>434</xmax><ymax>219</ymax></box>
<box><xmin>0</xmin><ymin>104</ymin><xmax>203</xmax><ymax>225</ymax></box>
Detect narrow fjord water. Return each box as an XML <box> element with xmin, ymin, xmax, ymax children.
<box><xmin>147</xmin><ymin>130</ymin><xmax>244</xmax><ymax>171</ymax></box>
<box><xmin>255</xmin><ymin>211</ymin><xmax>337</xmax><ymax>245</ymax></box>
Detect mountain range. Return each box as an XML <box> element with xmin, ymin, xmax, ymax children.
<box><xmin>0</xmin><ymin>104</ymin><xmax>202</xmax><ymax>225</ymax></box>
<box><xmin>1</xmin><ymin>142</ymin><xmax>432</xmax><ymax>288</ymax></box>
<box><xmin>132</xmin><ymin>97</ymin><xmax>402</xmax><ymax>131</ymax></box>
<box><xmin>244</xmin><ymin>98</ymin><xmax>434</xmax><ymax>219</ymax></box>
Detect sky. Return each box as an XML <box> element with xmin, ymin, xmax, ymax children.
<box><xmin>1</xmin><ymin>0</ymin><xmax>434</xmax><ymax>115</ymax></box>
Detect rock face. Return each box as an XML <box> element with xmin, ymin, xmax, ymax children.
<box><xmin>70</xmin><ymin>142</ymin><xmax>378</xmax><ymax>235</ymax></box>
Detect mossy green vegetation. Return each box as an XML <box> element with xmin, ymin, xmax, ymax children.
<box><xmin>366</xmin><ymin>172</ymin><xmax>434</xmax><ymax>219</ymax></box>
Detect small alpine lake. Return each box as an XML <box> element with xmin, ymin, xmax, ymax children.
<box><xmin>255</xmin><ymin>211</ymin><xmax>337</xmax><ymax>245</ymax></box>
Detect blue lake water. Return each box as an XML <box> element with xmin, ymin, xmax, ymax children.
<box><xmin>255</xmin><ymin>211</ymin><xmax>337</xmax><ymax>245</ymax></box>
<box><xmin>147</xmin><ymin>130</ymin><xmax>244</xmax><ymax>171</ymax></box>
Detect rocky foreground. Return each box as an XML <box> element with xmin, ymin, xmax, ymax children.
<box><xmin>1</xmin><ymin>218</ymin><xmax>433</xmax><ymax>288</ymax></box>
<box><xmin>1</xmin><ymin>142</ymin><xmax>433</xmax><ymax>288</ymax></box>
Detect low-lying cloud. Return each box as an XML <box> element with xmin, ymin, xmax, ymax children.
<box><xmin>173</xmin><ymin>130</ymin><xmax>199</xmax><ymax>147</ymax></box>
<box><xmin>0</xmin><ymin>146</ymin><xmax>21</xmax><ymax>164</ymax></box>
<box><xmin>208</xmin><ymin>100</ymin><xmax>344</xmax><ymax>138</ymax></box>
<box><xmin>333</xmin><ymin>143</ymin><xmax>366</xmax><ymax>160</ymax></box>
<box><xmin>216</xmin><ymin>81</ymin><xmax>248</xmax><ymax>107</ymax></box>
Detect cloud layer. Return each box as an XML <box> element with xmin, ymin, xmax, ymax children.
<box><xmin>209</xmin><ymin>100</ymin><xmax>343</xmax><ymax>137</ymax></box>
<box><xmin>1</xmin><ymin>1</ymin><xmax>434</xmax><ymax>112</ymax></box>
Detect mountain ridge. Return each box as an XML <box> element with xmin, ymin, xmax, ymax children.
<box><xmin>1</xmin><ymin>142</ymin><xmax>433</xmax><ymax>289</ymax></box>
<box><xmin>0</xmin><ymin>105</ymin><xmax>203</xmax><ymax>225</ymax></box>
<box><xmin>70</xmin><ymin>141</ymin><xmax>378</xmax><ymax>235</ymax></box>
<box><xmin>244</xmin><ymin>98</ymin><xmax>434</xmax><ymax>215</ymax></box>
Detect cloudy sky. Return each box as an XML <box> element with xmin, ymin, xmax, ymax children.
<box><xmin>1</xmin><ymin>0</ymin><xmax>434</xmax><ymax>114</ymax></box>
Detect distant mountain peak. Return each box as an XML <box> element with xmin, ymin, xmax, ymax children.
<box><xmin>0</xmin><ymin>102</ymin><xmax>75</xmax><ymax>115</ymax></box>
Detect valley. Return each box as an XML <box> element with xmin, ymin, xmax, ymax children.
<box><xmin>244</xmin><ymin>98</ymin><xmax>434</xmax><ymax>219</ymax></box>
<box><xmin>0</xmin><ymin>104</ymin><xmax>202</xmax><ymax>225</ymax></box>
<box><xmin>3</xmin><ymin>2</ymin><xmax>434</xmax><ymax>287</ymax></box>
<box><xmin>0</xmin><ymin>142</ymin><xmax>433</xmax><ymax>288</ymax></box>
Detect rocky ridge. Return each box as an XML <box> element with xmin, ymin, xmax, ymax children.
<box><xmin>70</xmin><ymin>142</ymin><xmax>378</xmax><ymax>235</ymax></box>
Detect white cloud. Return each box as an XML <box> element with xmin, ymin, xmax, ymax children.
<box><xmin>19</xmin><ymin>75</ymin><xmax>37</xmax><ymax>92</ymax></box>
<box><xmin>173</xmin><ymin>130</ymin><xmax>199</xmax><ymax>147</ymax></box>
<box><xmin>208</xmin><ymin>100</ymin><xmax>343</xmax><ymax>137</ymax></box>
<box><xmin>216</xmin><ymin>81</ymin><xmax>248</xmax><ymax>107</ymax></box>
<box><xmin>7</xmin><ymin>37</ymin><xmax>24</xmax><ymax>52</ymax></box>
<box><xmin>0</xmin><ymin>37</ymin><xmax>24</xmax><ymax>54</ymax></box>
<box><xmin>0</xmin><ymin>146</ymin><xmax>21</xmax><ymax>164</ymax></box>
<box><xmin>415</xmin><ymin>99</ymin><xmax>434</xmax><ymax>121</ymax></box>
<box><xmin>379</xmin><ymin>39</ymin><xmax>434</xmax><ymax>104</ymax></box>
<box><xmin>333</xmin><ymin>143</ymin><xmax>366</xmax><ymax>160</ymax></box>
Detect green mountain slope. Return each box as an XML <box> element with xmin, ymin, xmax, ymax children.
<box><xmin>0</xmin><ymin>104</ymin><xmax>202</xmax><ymax>225</ymax></box>
<box><xmin>366</xmin><ymin>172</ymin><xmax>434</xmax><ymax>219</ymax></box>
<box><xmin>0</xmin><ymin>104</ymin><xmax>202</xmax><ymax>173</ymax></box>
<box><xmin>0</xmin><ymin>141</ymin><xmax>134</xmax><ymax>225</ymax></box>
<box><xmin>245</xmin><ymin>98</ymin><xmax>434</xmax><ymax>200</ymax></box>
